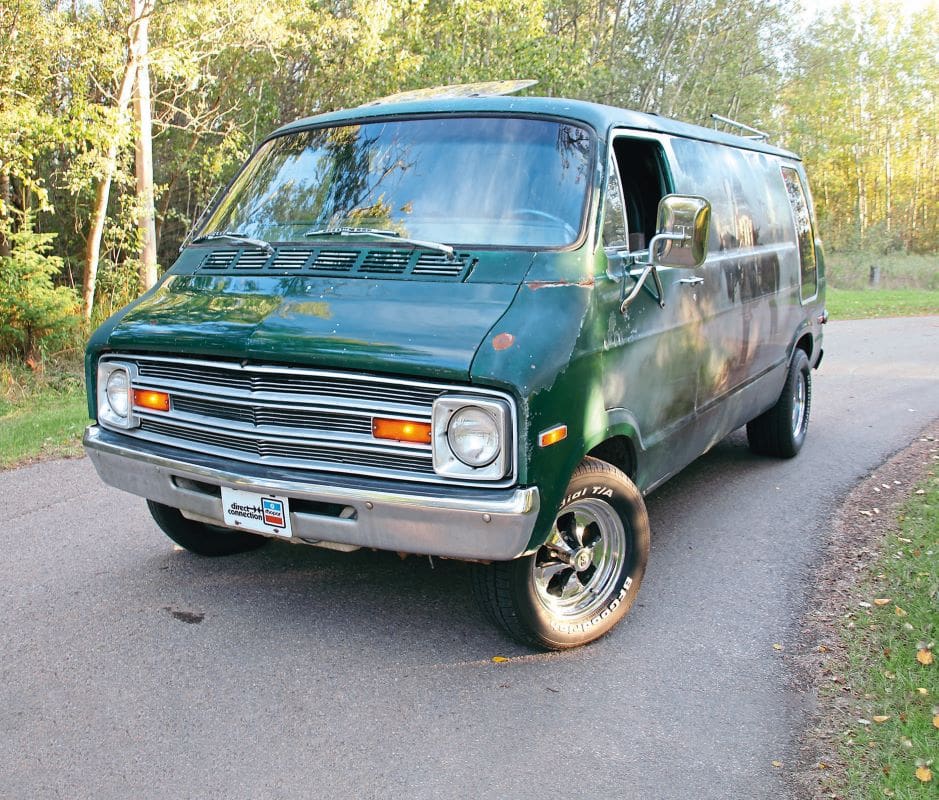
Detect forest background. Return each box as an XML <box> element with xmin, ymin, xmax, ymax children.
<box><xmin>0</xmin><ymin>0</ymin><xmax>936</xmax><ymax>365</ymax></box>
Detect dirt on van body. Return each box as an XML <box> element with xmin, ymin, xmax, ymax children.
<box><xmin>790</xmin><ymin>421</ymin><xmax>939</xmax><ymax>798</ymax></box>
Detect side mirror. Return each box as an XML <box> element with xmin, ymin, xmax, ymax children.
<box><xmin>619</xmin><ymin>194</ymin><xmax>711</xmax><ymax>314</ymax></box>
<box><xmin>652</xmin><ymin>194</ymin><xmax>711</xmax><ymax>268</ymax></box>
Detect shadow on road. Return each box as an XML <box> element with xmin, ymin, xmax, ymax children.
<box><xmin>133</xmin><ymin>427</ymin><xmax>786</xmax><ymax>659</ymax></box>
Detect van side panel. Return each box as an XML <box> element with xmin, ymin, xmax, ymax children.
<box><xmin>667</xmin><ymin>138</ymin><xmax>806</xmax><ymax>443</ymax></box>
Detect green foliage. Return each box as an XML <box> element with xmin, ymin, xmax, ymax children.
<box><xmin>836</xmin><ymin>477</ymin><xmax>938</xmax><ymax>798</ymax></box>
<box><xmin>826</xmin><ymin>252</ymin><xmax>939</xmax><ymax>292</ymax></box>
<box><xmin>0</xmin><ymin>216</ymin><xmax>80</xmax><ymax>360</ymax></box>
<box><xmin>0</xmin><ymin>355</ymin><xmax>87</xmax><ymax>468</ymax></box>
<box><xmin>0</xmin><ymin>0</ymin><xmax>935</xmax><ymax>370</ymax></box>
<box><xmin>779</xmin><ymin>1</ymin><xmax>939</xmax><ymax>253</ymax></box>
<box><xmin>825</xmin><ymin>289</ymin><xmax>939</xmax><ymax>320</ymax></box>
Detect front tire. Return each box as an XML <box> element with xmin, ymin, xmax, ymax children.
<box><xmin>147</xmin><ymin>500</ymin><xmax>269</xmax><ymax>556</ymax></box>
<box><xmin>746</xmin><ymin>349</ymin><xmax>812</xmax><ymax>458</ymax></box>
<box><xmin>472</xmin><ymin>457</ymin><xmax>650</xmax><ymax>650</ymax></box>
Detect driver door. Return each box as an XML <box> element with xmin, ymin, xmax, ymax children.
<box><xmin>598</xmin><ymin>135</ymin><xmax>705</xmax><ymax>485</ymax></box>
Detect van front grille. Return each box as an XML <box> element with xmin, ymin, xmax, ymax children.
<box><xmin>103</xmin><ymin>354</ymin><xmax>515</xmax><ymax>486</ymax></box>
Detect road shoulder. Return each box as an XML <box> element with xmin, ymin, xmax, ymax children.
<box><xmin>792</xmin><ymin>420</ymin><xmax>939</xmax><ymax>797</ymax></box>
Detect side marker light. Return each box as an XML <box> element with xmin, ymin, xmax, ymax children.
<box><xmin>539</xmin><ymin>424</ymin><xmax>568</xmax><ymax>448</ymax></box>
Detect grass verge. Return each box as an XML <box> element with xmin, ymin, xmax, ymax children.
<box><xmin>825</xmin><ymin>289</ymin><xmax>939</xmax><ymax>320</ymax></box>
<box><xmin>825</xmin><ymin>252</ymin><xmax>939</xmax><ymax>292</ymax></box>
<box><xmin>1</xmin><ymin>358</ymin><xmax>88</xmax><ymax>469</ymax></box>
<box><xmin>837</xmin><ymin>473</ymin><xmax>938</xmax><ymax>797</ymax></box>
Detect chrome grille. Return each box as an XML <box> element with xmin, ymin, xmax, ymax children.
<box><xmin>105</xmin><ymin>354</ymin><xmax>515</xmax><ymax>486</ymax></box>
<box><xmin>195</xmin><ymin>247</ymin><xmax>474</xmax><ymax>280</ymax></box>
<box><xmin>171</xmin><ymin>395</ymin><xmax>373</xmax><ymax>435</ymax></box>
<box><xmin>135</xmin><ymin>360</ymin><xmax>441</xmax><ymax>407</ymax></box>
<box><xmin>139</xmin><ymin>419</ymin><xmax>435</xmax><ymax>474</ymax></box>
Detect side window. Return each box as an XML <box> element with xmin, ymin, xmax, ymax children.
<box><xmin>781</xmin><ymin>165</ymin><xmax>818</xmax><ymax>300</ymax></box>
<box><xmin>611</xmin><ymin>138</ymin><xmax>670</xmax><ymax>251</ymax></box>
<box><xmin>602</xmin><ymin>162</ymin><xmax>628</xmax><ymax>250</ymax></box>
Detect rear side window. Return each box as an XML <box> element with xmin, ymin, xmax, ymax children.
<box><xmin>780</xmin><ymin>166</ymin><xmax>818</xmax><ymax>301</ymax></box>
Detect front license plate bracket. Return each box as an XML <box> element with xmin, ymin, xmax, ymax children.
<box><xmin>221</xmin><ymin>487</ymin><xmax>293</xmax><ymax>538</ymax></box>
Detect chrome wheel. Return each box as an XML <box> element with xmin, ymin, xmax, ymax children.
<box><xmin>532</xmin><ymin>498</ymin><xmax>628</xmax><ymax>619</ymax></box>
<box><xmin>791</xmin><ymin>370</ymin><xmax>806</xmax><ymax>436</ymax></box>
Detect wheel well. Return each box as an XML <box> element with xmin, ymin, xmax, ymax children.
<box><xmin>587</xmin><ymin>435</ymin><xmax>637</xmax><ymax>481</ymax></box>
<box><xmin>796</xmin><ymin>333</ymin><xmax>813</xmax><ymax>359</ymax></box>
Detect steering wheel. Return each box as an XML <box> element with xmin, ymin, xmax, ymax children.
<box><xmin>506</xmin><ymin>208</ymin><xmax>577</xmax><ymax>239</ymax></box>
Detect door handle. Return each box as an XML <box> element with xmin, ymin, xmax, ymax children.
<box><xmin>678</xmin><ymin>276</ymin><xmax>704</xmax><ymax>286</ymax></box>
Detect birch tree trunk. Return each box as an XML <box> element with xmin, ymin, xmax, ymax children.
<box><xmin>0</xmin><ymin>170</ymin><xmax>11</xmax><ymax>258</ymax></box>
<box><xmin>82</xmin><ymin>52</ymin><xmax>136</xmax><ymax>320</ymax></box>
<box><xmin>132</xmin><ymin>0</ymin><xmax>157</xmax><ymax>292</ymax></box>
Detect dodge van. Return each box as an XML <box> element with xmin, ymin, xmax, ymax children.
<box><xmin>84</xmin><ymin>84</ymin><xmax>826</xmax><ymax>649</ymax></box>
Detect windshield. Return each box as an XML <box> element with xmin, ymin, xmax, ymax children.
<box><xmin>198</xmin><ymin>116</ymin><xmax>594</xmax><ymax>248</ymax></box>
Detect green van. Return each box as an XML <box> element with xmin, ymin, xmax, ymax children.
<box><xmin>84</xmin><ymin>86</ymin><xmax>826</xmax><ymax>649</ymax></box>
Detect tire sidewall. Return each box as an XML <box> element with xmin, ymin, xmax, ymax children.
<box><xmin>784</xmin><ymin>350</ymin><xmax>811</xmax><ymax>454</ymax></box>
<box><xmin>147</xmin><ymin>500</ymin><xmax>268</xmax><ymax>556</ymax></box>
<box><xmin>513</xmin><ymin>463</ymin><xmax>650</xmax><ymax>649</ymax></box>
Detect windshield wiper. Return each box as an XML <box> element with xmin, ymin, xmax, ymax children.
<box><xmin>191</xmin><ymin>231</ymin><xmax>274</xmax><ymax>255</ymax></box>
<box><xmin>304</xmin><ymin>226</ymin><xmax>454</xmax><ymax>258</ymax></box>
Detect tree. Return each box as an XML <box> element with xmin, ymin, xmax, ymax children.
<box><xmin>0</xmin><ymin>214</ymin><xmax>79</xmax><ymax>360</ymax></box>
<box><xmin>82</xmin><ymin>45</ymin><xmax>137</xmax><ymax>319</ymax></box>
<box><xmin>778</xmin><ymin>1</ymin><xmax>939</xmax><ymax>252</ymax></box>
<box><xmin>132</xmin><ymin>0</ymin><xmax>157</xmax><ymax>293</ymax></box>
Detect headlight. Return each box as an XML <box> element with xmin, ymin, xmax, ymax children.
<box><xmin>97</xmin><ymin>361</ymin><xmax>139</xmax><ymax>430</ymax></box>
<box><xmin>106</xmin><ymin>370</ymin><xmax>130</xmax><ymax>418</ymax></box>
<box><xmin>432</xmin><ymin>395</ymin><xmax>512</xmax><ymax>481</ymax></box>
<box><xmin>447</xmin><ymin>406</ymin><xmax>500</xmax><ymax>467</ymax></box>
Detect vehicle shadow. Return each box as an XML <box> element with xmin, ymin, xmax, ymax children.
<box><xmin>136</xmin><ymin>427</ymin><xmax>789</xmax><ymax>659</ymax></box>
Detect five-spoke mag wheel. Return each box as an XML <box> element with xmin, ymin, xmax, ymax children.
<box><xmin>532</xmin><ymin>499</ymin><xmax>627</xmax><ymax>620</ymax></box>
<box><xmin>472</xmin><ymin>457</ymin><xmax>650</xmax><ymax>650</ymax></box>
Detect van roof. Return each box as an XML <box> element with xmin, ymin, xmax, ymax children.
<box><xmin>272</xmin><ymin>95</ymin><xmax>800</xmax><ymax>160</ymax></box>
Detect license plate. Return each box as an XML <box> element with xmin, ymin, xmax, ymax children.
<box><xmin>220</xmin><ymin>487</ymin><xmax>293</xmax><ymax>538</ymax></box>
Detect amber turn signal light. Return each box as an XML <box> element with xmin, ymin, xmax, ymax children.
<box><xmin>133</xmin><ymin>389</ymin><xmax>170</xmax><ymax>412</ymax></box>
<box><xmin>538</xmin><ymin>424</ymin><xmax>568</xmax><ymax>448</ymax></box>
<box><xmin>372</xmin><ymin>417</ymin><xmax>432</xmax><ymax>444</ymax></box>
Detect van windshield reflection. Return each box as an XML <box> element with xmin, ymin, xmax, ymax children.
<box><xmin>198</xmin><ymin>117</ymin><xmax>594</xmax><ymax>249</ymax></box>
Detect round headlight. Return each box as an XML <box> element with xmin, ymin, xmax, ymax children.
<box><xmin>446</xmin><ymin>406</ymin><xmax>500</xmax><ymax>467</ymax></box>
<box><xmin>105</xmin><ymin>369</ymin><xmax>130</xmax><ymax>418</ymax></box>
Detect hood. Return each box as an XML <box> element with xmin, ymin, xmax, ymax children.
<box><xmin>103</xmin><ymin>273</ymin><xmax>521</xmax><ymax>381</ymax></box>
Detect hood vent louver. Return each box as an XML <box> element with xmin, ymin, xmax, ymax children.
<box><xmin>195</xmin><ymin>246</ymin><xmax>474</xmax><ymax>281</ymax></box>
<box><xmin>360</xmin><ymin>250</ymin><xmax>411</xmax><ymax>274</ymax></box>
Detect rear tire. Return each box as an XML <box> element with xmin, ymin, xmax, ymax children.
<box><xmin>747</xmin><ymin>349</ymin><xmax>811</xmax><ymax>458</ymax></box>
<box><xmin>472</xmin><ymin>457</ymin><xmax>650</xmax><ymax>650</ymax></box>
<box><xmin>147</xmin><ymin>500</ymin><xmax>269</xmax><ymax>556</ymax></box>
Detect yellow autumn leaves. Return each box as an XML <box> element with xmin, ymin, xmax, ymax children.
<box><xmin>871</xmin><ymin>598</ymin><xmax>908</xmax><ymax>616</ymax></box>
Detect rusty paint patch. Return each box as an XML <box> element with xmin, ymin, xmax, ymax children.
<box><xmin>492</xmin><ymin>332</ymin><xmax>515</xmax><ymax>350</ymax></box>
<box><xmin>526</xmin><ymin>278</ymin><xmax>595</xmax><ymax>290</ymax></box>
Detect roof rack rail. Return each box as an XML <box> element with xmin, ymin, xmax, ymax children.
<box><xmin>363</xmin><ymin>80</ymin><xmax>538</xmax><ymax>107</ymax></box>
<box><xmin>710</xmin><ymin>113</ymin><xmax>770</xmax><ymax>142</ymax></box>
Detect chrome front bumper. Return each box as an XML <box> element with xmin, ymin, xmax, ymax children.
<box><xmin>83</xmin><ymin>426</ymin><xmax>540</xmax><ymax>560</ymax></box>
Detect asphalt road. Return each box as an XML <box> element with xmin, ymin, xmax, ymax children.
<box><xmin>2</xmin><ymin>316</ymin><xmax>938</xmax><ymax>800</ymax></box>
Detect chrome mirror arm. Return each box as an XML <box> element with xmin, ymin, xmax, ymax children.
<box><xmin>619</xmin><ymin>232</ymin><xmax>686</xmax><ymax>314</ymax></box>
